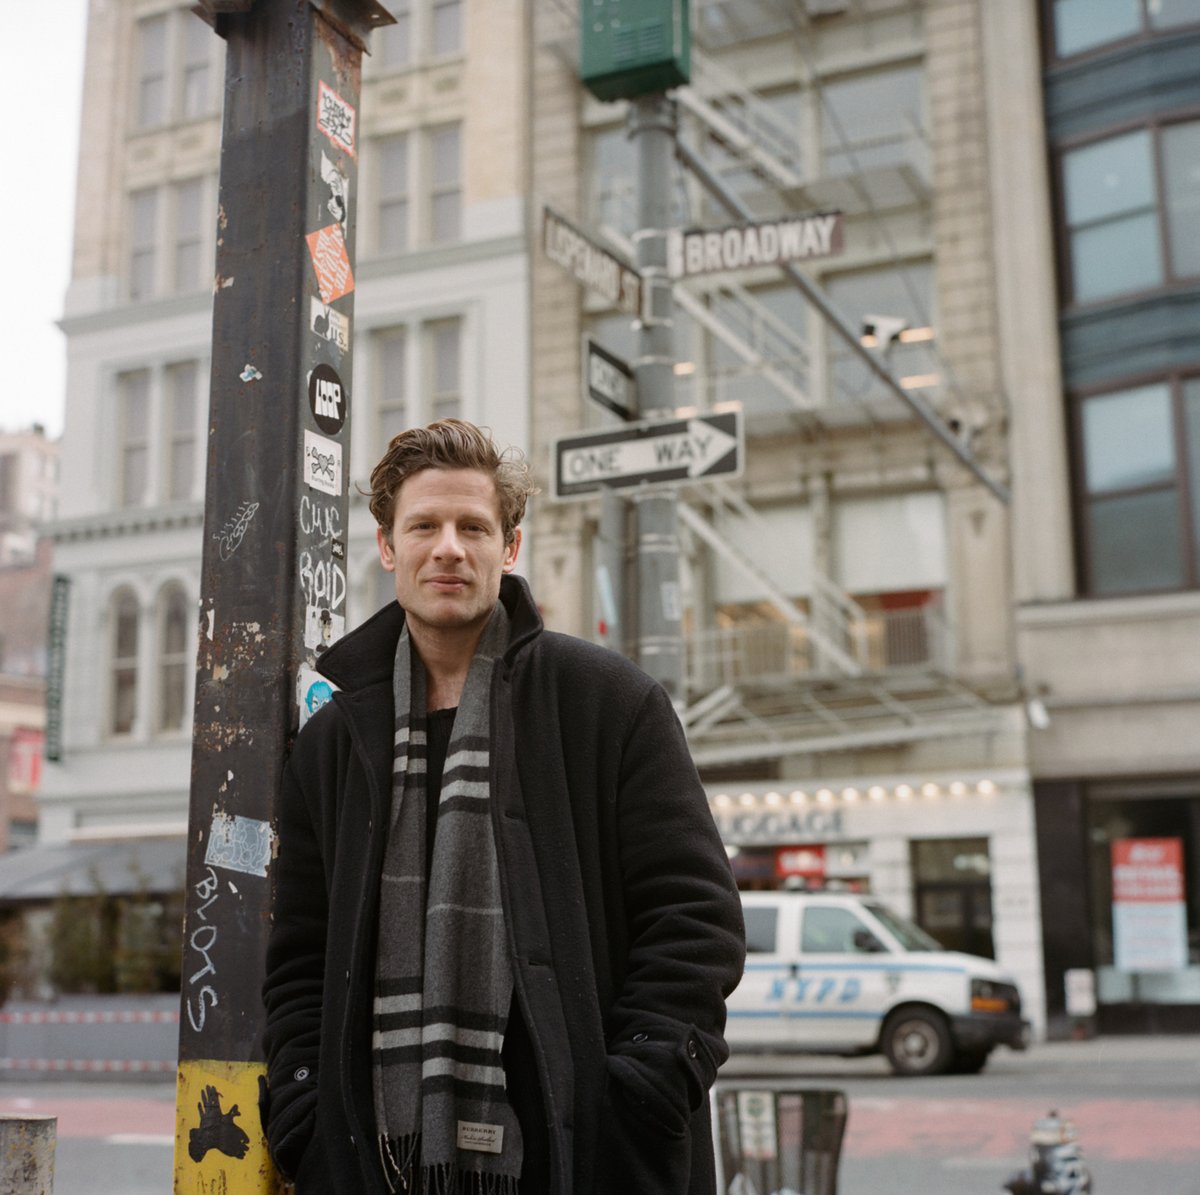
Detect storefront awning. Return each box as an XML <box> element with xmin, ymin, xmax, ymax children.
<box><xmin>0</xmin><ymin>837</ymin><xmax>186</xmax><ymax>903</ymax></box>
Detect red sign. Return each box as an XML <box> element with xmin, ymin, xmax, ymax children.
<box><xmin>776</xmin><ymin>845</ymin><xmax>825</xmax><ymax>880</ymax></box>
<box><xmin>7</xmin><ymin>727</ymin><xmax>43</xmax><ymax>793</ymax></box>
<box><xmin>1112</xmin><ymin>838</ymin><xmax>1184</xmax><ymax>903</ymax></box>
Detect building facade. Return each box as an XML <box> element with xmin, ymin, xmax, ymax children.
<box><xmin>1007</xmin><ymin>0</ymin><xmax>1200</xmax><ymax>1036</ymax></box>
<box><xmin>31</xmin><ymin>0</ymin><xmax>531</xmax><ymax>883</ymax></box>
<box><xmin>17</xmin><ymin>0</ymin><xmax>1198</xmax><ymax>1035</ymax></box>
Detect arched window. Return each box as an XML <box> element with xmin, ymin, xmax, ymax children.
<box><xmin>158</xmin><ymin>585</ymin><xmax>190</xmax><ymax>733</ymax></box>
<box><xmin>111</xmin><ymin>590</ymin><xmax>140</xmax><ymax>736</ymax></box>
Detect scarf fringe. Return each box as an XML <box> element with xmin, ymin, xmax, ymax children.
<box><xmin>378</xmin><ymin>1135</ymin><xmax>521</xmax><ymax>1195</ymax></box>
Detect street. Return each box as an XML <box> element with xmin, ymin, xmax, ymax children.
<box><xmin>1</xmin><ymin>1034</ymin><xmax>1196</xmax><ymax>1194</ymax></box>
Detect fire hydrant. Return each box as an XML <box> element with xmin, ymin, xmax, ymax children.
<box><xmin>1003</xmin><ymin>1110</ymin><xmax>1093</xmax><ymax>1194</ymax></box>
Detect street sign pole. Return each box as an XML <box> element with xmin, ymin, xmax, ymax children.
<box><xmin>629</xmin><ymin>93</ymin><xmax>683</xmax><ymax>703</ymax></box>
<box><xmin>175</xmin><ymin>2</ymin><xmax>389</xmax><ymax>1191</ymax></box>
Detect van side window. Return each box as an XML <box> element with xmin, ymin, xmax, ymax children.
<box><xmin>743</xmin><ymin>907</ymin><xmax>779</xmax><ymax>953</ymax></box>
<box><xmin>801</xmin><ymin>906</ymin><xmax>874</xmax><ymax>953</ymax></box>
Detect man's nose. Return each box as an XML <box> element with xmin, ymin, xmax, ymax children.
<box><xmin>432</xmin><ymin>525</ymin><xmax>465</xmax><ymax>558</ymax></box>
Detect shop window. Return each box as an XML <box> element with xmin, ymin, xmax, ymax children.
<box><xmin>911</xmin><ymin>838</ymin><xmax>994</xmax><ymax>959</ymax></box>
<box><xmin>1076</xmin><ymin>378</ymin><xmax>1200</xmax><ymax>594</ymax></box>
<box><xmin>1086</xmin><ymin>784</ymin><xmax>1200</xmax><ymax>1010</ymax></box>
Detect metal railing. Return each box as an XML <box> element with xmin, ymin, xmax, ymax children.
<box><xmin>685</xmin><ymin>604</ymin><xmax>949</xmax><ymax>691</ymax></box>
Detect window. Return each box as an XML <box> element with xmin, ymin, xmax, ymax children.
<box><xmin>376</xmin><ymin>328</ymin><xmax>408</xmax><ymax>442</ymax></box>
<box><xmin>825</xmin><ymin>262</ymin><xmax>938</xmax><ymax>406</ymax></box>
<box><xmin>136</xmin><ymin>14</ymin><xmax>168</xmax><ymax>129</ymax></box>
<box><xmin>371</xmin><ymin>317</ymin><xmax>463</xmax><ymax>437</ymax></box>
<box><xmin>133</xmin><ymin>9</ymin><xmax>217</xmax><ymax>129</ymax></box>
<box><xmin>428</xmin><ymin>318</ymin><xmax>462</xmax><ymax>420</ymax></box>
<box><xmin>429</xmin><ymin>124</ymin><xmax>462</xmax><ymax>244</ymax></box>
<box><xmin>181</xmin><ymin>11</ymin><xmax>212</xmax><ymax>119</ymax></box>
<box><xmin>1050</xmin><ymin>0</ymin><xmax>1200</xmax><ymax>59</ymax></box>
<box><xmin>431</xmin><ymin>0</ymin><xmax>463</xmax><ymax>56</ymax></box>
<box><xmin>820</xmin><ymin>64</ymin><xmax>925</xmax><ymax>178</ymax></box>
<box><xmin>111</xmin><ymin>591</ymin><xmax>140</xmax><ymax>736</ymax></box>
<box><xmin>1076</xmin><ymin>378</ymin><xmax>1200</xmax><ymax>593</ymax></box>
<box><xmin>129</xmin><ymin>189</ymin><xmax>159</xmax><ymax>301</ymax></box>
<box><xmin>375</xmin><ymin>1</ymin><xmax>412</xmax><ymax>68</ymax></box>
<box><xmin>158</xmin><ymin>586</ymin><xmax>190</xmax><ymax>733</ymax></box>
<box><xmin>173</xmin><ymin>178</ymin><xmax>206</xmax><ymax>292</ymax></box>
<box><xmin>165</xmin><ymin>361</ymin><xmax>199</xmax><ymax>501</ymax></box>
<box><xmin>1162</xmin><ymin>121</ymin><xmax>1200</xmax><ymax>279</ymax></box>
<box><xmin>800</xmin><ymin>906</ymin><xmax>871</xmax><ymax>953</ymax></box>
<box><xmin>743</xmin><ymin>907</ymin><xmax>779</xmax><ymax>954</ymax></box>
<box><xmin>1061</xmin><ymin>118</ymin><xmax>1200</xmax><ymax>304</ymax></box>
<box><xmin>119</xmin><ymin>371</ymin><xmax>151</xmax><ymax>508</ymax></box>
<box><xmin>377</xmin><ymin>134</ymin><xmax>410</xmax><ymax>253</ymax></box>
<box><xmin>128</xmin><ymin>178</ymin><xmax>213</xmax><ymax>300</ymax></box>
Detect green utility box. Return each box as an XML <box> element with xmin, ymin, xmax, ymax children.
<box><xmin>580</xmin><ymin>0</ymin><xmax>690</xmax><ymax>102</ymax></box>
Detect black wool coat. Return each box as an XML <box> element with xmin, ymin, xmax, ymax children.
<box><xmin>261</xmin><ymin>574</ymin><xmax>746</xmax><ymax>1194</ymax></box>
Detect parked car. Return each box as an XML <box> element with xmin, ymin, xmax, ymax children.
<box><xmin>727</xmin><ymin>891</ymin><xmax>1030</xmax><ymax>1076</ymax></box>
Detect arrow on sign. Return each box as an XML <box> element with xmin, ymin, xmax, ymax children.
<box><xmin>553</xmin><ymin>411</ymin><xmax>742</xmax><ymax>498</ymax></box>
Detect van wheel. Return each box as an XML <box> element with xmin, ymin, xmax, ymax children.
<box><xmin>949</xmin><ymin>1048</ymin><xmax>991</xmax><ymax>1074</ymax></box>
<box><xmin>882</xmin><ymin>1009</ymin><xmax>953</xmax><ymax>1076</ymax></box>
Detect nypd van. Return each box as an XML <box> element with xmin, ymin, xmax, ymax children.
<box><xmin>727</xmin><ymin>892</ymin><xmax>1030</xmax><ymax>1076</ymax></box>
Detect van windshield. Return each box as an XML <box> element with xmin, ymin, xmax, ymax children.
<box><xmin>864</xmin><ymin>901</ymin><xmax>943</xmax><ymax>952</ymax></box>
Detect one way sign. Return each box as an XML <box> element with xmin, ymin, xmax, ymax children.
<box><xmin>553</xmin><ymin>410</ymin><xmax>742</xmax><ymax>499</ymax></box>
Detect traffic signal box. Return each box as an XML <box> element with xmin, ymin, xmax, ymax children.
<box><xmin>580</xmin><ymin>0</ymin><xmax>690</xmax><ymax>102</ymax></box>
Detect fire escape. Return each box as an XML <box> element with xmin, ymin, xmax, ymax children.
<box><xmin>539</xmin><ymin>0</ymin><xmax>1007</xmax><ymax>769</ymax></box>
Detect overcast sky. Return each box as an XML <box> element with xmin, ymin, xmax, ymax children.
<box><xmin>1</xmin><ymin>0</ymin><xmax>88</xmax><ymax>438</ymax></box>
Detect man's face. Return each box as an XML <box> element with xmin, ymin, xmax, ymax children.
<box><xmin>376</xmin><ymin>467</ymin><xmax>520</xmax><ymax>641</ymax></box>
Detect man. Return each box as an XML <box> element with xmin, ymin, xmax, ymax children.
<box><xmin>262</xmin><ymin>420</ymin><xmax>745</xmax><ymax>1194</ymax></box>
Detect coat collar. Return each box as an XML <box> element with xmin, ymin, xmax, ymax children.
<box><xmin>315</xmin><ymin>572</ymin><xmax>544</xmax><ymax>692</ymax></box>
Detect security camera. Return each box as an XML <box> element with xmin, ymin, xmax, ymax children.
<box><xmin>861</xmin><ymin>314</ymin><xmax>909</xmax><ymax>350</ymax></box>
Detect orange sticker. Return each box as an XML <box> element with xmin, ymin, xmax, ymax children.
<box><xmin>306</xmin><ymin>223</ymin><xmax>355</xmax><ymax>304</ymax></box>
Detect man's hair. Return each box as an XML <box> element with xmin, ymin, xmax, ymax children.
<box><xmin>368</xmin><ymin>419</ymin><xmax>537</xmax><ymax>545</ymax></box>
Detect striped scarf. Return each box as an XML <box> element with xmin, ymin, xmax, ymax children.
<box><xmin>372</xmin><ymin>603</ymin><xmax>523</xmax><ymax>1194</ymax></box>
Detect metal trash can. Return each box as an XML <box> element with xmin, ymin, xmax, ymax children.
<box><xmin>714</xmin><ymin>1086</ymin><xmax>848</xmax><ymax>1195</ymax></box>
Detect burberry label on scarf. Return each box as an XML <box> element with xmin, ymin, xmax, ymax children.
<box><xmin>457</xmin><ymin>1121</ymin><xmax>505</xmax><ymax>1154</ymax></box>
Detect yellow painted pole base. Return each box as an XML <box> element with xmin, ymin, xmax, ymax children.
<box><xmin>174</xmin><ymin>1060</ymin><xmax>288</xmax><ymax>1194</ymax></box>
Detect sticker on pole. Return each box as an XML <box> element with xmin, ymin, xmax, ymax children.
<box><xmin>303</xmin><ymin>429</ymin><xmax>342</xmax><ymax>497</ymax></box>
<box><xmin>307</xmin><ymin>223</ymin><xmax>355</xmax><ymax>304</ymax></box>
<box><xmin>311</xmin><ymin>295</ymin><xmax>350</xmax><ymax>353</ymax></box>
<box><xmin>316</xmin><ymin>80</ymin><xmax>356</xmax><ymax>157</ymax></box>
<box><xmin>308</xmin><ymin>363</ymin><xmax>347</xmax><ymax>435</ymax></box>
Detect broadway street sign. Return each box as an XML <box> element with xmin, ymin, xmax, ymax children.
<box><xmin>666</xmin><ymin>212</ymin><xmax>844</xmax><ymax>280</ymax></box>
<box><xmin>543</xmin><ymin>206</ymin><xmax>643</xmax><ymax>315</ymax></box>
<box><xmin>553</xmin><ymin>410</ymin><xmax>742</xmax><ymax>498</ymax></box>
